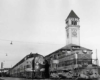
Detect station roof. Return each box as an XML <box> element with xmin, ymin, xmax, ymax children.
<box><xmin>61</xmin><ymin>44</ymin><xmax>92</xmax><ymax>50</ymax></box>
<box><xmin>45</xmin><ymin>44</ymin><xmax>92</xmax><ymax>58</ymax></box>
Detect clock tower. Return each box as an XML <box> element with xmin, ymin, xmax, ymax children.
<box><xmin>65</xmin><ymin>10</ymin><xmax>80</xmax><ymax>45</ymax></box>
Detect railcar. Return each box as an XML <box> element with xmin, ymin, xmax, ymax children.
<box><xmin>9</xmin><ymin>53</ymin><xmax>49</xmax><ymax>79</ymax></box>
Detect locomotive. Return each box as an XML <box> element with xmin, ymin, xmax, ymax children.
<box><xmin>9</xmin><ymin>53</ymin><xmax>49</xmax><ymax>78</ymax></box>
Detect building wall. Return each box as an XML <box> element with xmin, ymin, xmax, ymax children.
<box><xmin>46</xmin><ymin>49</ymin><xmax>92</xmax><ymax>72</ymax></box>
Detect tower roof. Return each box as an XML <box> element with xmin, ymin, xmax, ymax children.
<box><xmin>66</xmin><ymin>10</ymin><xmax>79</xmax><ymax>19</ymax></box>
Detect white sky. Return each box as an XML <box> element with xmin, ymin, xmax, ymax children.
<box><xmin>0</xmin><ymin>0</ymin><xmax>100</xmax><ymax>68</ymax></box>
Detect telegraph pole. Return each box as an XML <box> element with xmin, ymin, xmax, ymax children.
<box><xmin>1</xmin><ymin>62</ymin><xmax>3</xmax><ymax>77</ymax></box>
<box><xmin>96</xmin><ymin>49</ymin><xmax>98</xmax><ymax>66</ymax></box>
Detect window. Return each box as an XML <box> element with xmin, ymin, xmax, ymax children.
<box><xmin>66</xmin><ymin>21</ymin><xmax>68</xmax><ymax>24</ymax></box>
<box><xmin>74</xmin><ymin>21</ymin><xmax>77</xmax><ymax>25</ymax></box>
<box><xmin>58</xmin><ymin>54</ymin><xmax>60</xmax><ymax>56</ymax></box>
<box><xmin>26</xmin><ymin>65</ymin><xmax>31</xmax><ymax>68</ymax></box>
<box><xmin>54</xmin><ymin>55</ymin><xmax>56</xmax><ymax>59</ymax></box>
<box><xmin>71</xmin><ymin>21</ymin><xmax>77</xmax><ymax>25</ymax></box>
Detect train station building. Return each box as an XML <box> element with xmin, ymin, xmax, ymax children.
<box><xmin>45</xmin><ymin>10</ymin><xmax>97</xmax><ymax>73</ymax></box>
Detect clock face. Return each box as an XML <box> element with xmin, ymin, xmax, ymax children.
<box><xmin>72</xmin><ymin>28</ymin><xmax>77</xmax><ymax>37</ymax></box>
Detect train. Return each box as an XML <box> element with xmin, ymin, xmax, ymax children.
<box><xmin>9</xmin><ymin>51</ymin><xmax>99</xmax><ymax>79</ymax></box>
<box><xmin>9</xmin><ymin>53</ymin><xmax>49</xmax><ymax>78</ymax></box>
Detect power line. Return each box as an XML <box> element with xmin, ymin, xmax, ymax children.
<box><xmin>0</xmin><ymin>38</ymin><xmax>65</xmax><ymax>45</ymax></box>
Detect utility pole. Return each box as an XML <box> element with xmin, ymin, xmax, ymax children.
<box><xmin>1</xmin><ymin>62</ymin><xmax>3</xmax><ymax>77</ymax></box>
<box><xmin>96</xmin><ymin>49</ymin><xmax>98</xmax><ymax>66</ymax></box>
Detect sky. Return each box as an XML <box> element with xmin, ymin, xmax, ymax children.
<box><xmin>0</xmin><ymin>0</ymin><xmax>100</xmax><ymax>68</ymax></box>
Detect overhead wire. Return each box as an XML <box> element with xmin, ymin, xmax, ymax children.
<box><xmin>0</xmin><ymin>38</ymin><xmax>64</xmax><ymax>45</ymax></box>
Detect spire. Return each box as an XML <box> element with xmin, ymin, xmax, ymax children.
<box><xmin>66</xmin><ymin>10</ymin><xmax>79</xmax><ymax>19</ymax></box>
